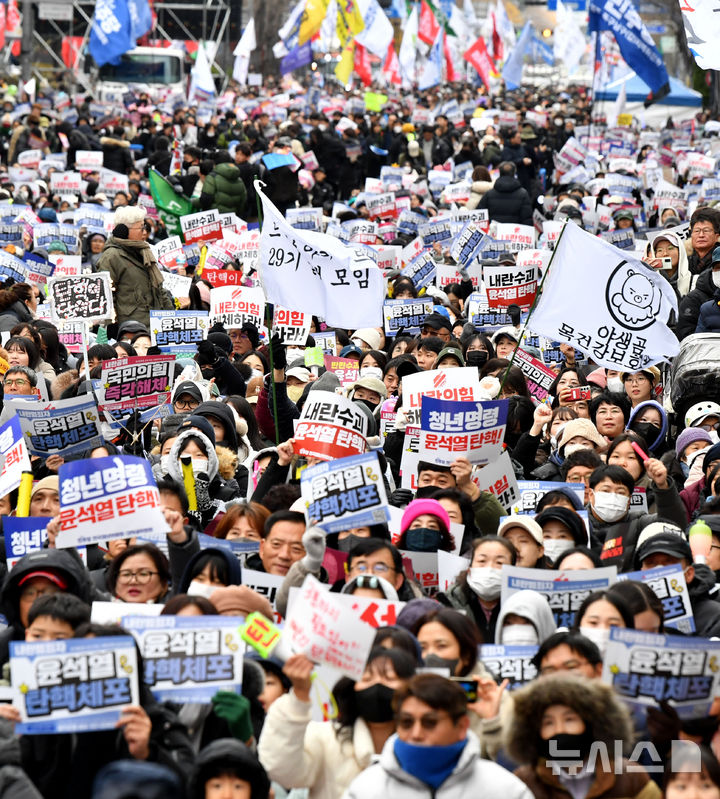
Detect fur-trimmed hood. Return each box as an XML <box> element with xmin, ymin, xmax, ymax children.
<box><xmin>216</xmin><ymin>444</ymin><xmax>239</xmax><ymax>481</ymax></box>
<box><xmin>100</xmin><ymin>136</ymin><xmax>130</xmax><ymax>149</ymax></box>
<box><xmin>503</xmin><ymin>675</ymin><xmax>633</xmax><ymax>766</ymax></box>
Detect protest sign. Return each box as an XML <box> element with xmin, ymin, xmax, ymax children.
<box><xmin>4</xmin><ymin>517</ymin><xmax>51</xmax><ymax>569</ymax></box>
<box><xmin>501</xmin><ymin>565</ymin><xmax>618</xmax><ymax>627</ymax></box>
<box><xmin>419</xmin><ymin>397</ymin><xmax>507</xmax><ymax>467</ymax></box>
<box><xmin>494</xmin><ymin>223</ymin><xmax>536</xmax><ymax>250</ymax></box>
<box><xmin>529</xmin><ymin>223</ymin><xmax>679</xmax><ymax>370</ymax></box>
<box><xmin>98</xmin><ymin>355</ymin><xmax>174</xmax><ymax>412</ymax></box>
<box><xmin>401</xmin><ymin>250</ymin><xmax>436</xmax><ymax>289</ymax></box>
<box><xmin>383</xmin><ymin>298</ymin><xmax>434</xmax><ymax>336</ymax></box>
<box><xmin>180</xmin><ymin>209</ymin><xmax>222</xmax><ymax>245</ymax></box>
<box><xmin>57</xmin><ymin>455</ymin><xmax>170</xmax><ymax>547</ymax></box>
<box><xmin>258</xmin><ymin>183</ymin><xmax>384</xmax><ymax>328</ymax></box>
<box><xmin>617</xmin><ymin>565</ymin><xmax>694</xmax><ymax>634</ymax></box>
<box><xmin>286</xmin><ymin>586</ymin><xmax>404</xmax><ymax>628</ymax></box>
<box><xmin>483</xmin><ymin>262</ymin><xmax>538</xmax><ymax>308</ymax></box>
<box><xmin>286</xmin><ymin>207</ymin><xmax>324</xmax><ymax>231</ymax></box>
<box><xmin>48</xmin><ymin>273</ymin><xmax>113</xmax><ymax>323</ymax></box>
<box><xmin>10</xmin><ymin>636</ymin><xmax>140</xmax><ymax>734</ymax></box>
<box><xmin>436</xmin><ymin>263</ymin><xmax>482</xmax><ymax>290</ymax></box>
<box><xmin>49</xmin><ymin>254</ymin><xmax>83</xmax><ymax>278</ymax></box>
<box><xmin>313</xmin><ymin>331</ymin><xmax>337</xmax><ymax>355</ymax></box>
<box><xmin>273</xmin><ymin>306</ymin><xmax>311</xmax><ymax>346</ymax></box>
<box><xmin>401</xmin><ymin>550</ymin><xmax>439</xmax><ymax>593</ymax></box>
<box><xmin>75</xmin><ymin>150</ymin><xmax>104</xmax><ymax>170</ymax></box>
<box><xmin>438</xmin><ymin>550</ymin><xmax>470</xmax><ymax>593</ymax></box>
<box><xmin>0</xmin><ymin>416</ymin><xmax>32</xmax><ymax>498</ymax></box>
<box><xmin>201</xmin><ymin>268</ymin><xmax>245</xmax><ymax>287</ymax></box>
<box><xmin>241</xmin><ymin>569</ymin><xmax>285</xmax><ymax>621</ymax></box>
<box><xmin>8</xmin><ymin>395</ymin><xmax>103</xmax><ymax>457</ymax></box>
<box><xmin>480</xmin><ymin>645</ymin><xmax>538</xmax><ymax>690</ymax></box>
<box><xmin>285</xmin><ymin>575</ymin><xmax>376</xmax><ymax>680</ymax></box>
<box><xmin>99</xmin><ymin>170</ymin><xmax>129</xmax><ymax>197</ymax></box>
<box><xmin>301</xmin><ymin>452</ymin><xmax>390</xmax><ymax>533</ymax></box>
<box><xmin>450</xmin><ymin>221</ymin><xmax>489</xmax><ymax>267</ymax></box>
<box><xmin>162</xmin><ymin>272</ymin><xmax>193</xmax><ymax>300</ymax></box>
<box><xmin>474</xmin><ymin>451</ymin><xmax>520</xmax><ymax>512</ymax></box>
<box><xmin>154</xmin><ymin>235</ymin><xmax>185</xmax><ymax>270</ymax></box>
<box><xmin>50</xmin><ymin>171</ymin><xmax>82</xmax><ymax>196</ymax></box>
<box><xmin>91</xmin><ymin>602</ymin><xmax>163</xmax><ymax>626</ymax></box>
<box><xmin>402</xmin><ymin>367</ymin><xmax>480</xmax><ymax>427</ymax></box>
<box><xmin>210</xmin><ymin>286</ymin><xmax>265</xmax><ymax>330</ymax></box>
<box><xmin>603</xmin><ymin>628</ymin><xmax>720</xmax><ymax>718</ymax></box>
<box><xmin>293</xmin><ymin>393</ymin><xmax>368</xmax><ymax>461</ymax></box>
<box><xmin>513</xmin><ymin>481</ymin><xmax>586</xmax><ymax>515</ymax></box>
<box><xmin>322</xmin><ymin>354</ymin><xmax>359</xmax><ymax>386</ymax></box>
<box><xmin>123</xmin><ymin>616</ymin><xmax>246</xmax><ymax>702</ymax></box>
<box><xmin>0</xmin><ymin>251</ymin><xmax>28</xmax><ymax>284</ymax></box>
<box><xmin>150</xmin><ymin>310</ymin><xmax>209</xmax><ymax>347</ymax></box>
<box><xmin>513</xmin><ymin>349</ymin><xmax>558</xmax><ymax>404</ymax></box>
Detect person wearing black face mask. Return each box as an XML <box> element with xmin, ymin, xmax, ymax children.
<box><xmin>461</xmin><ymin>332</ymin><xmax>495</xmax><ymax>374</ymax></box>
<box><xmin>396</xmin><ymin>499</ymin><xmax>455</xmax><ymax>553</ymax></box>
<box><xmin>625</xmin><ymin>400</ymin><xmax>669</xmax><ymax>456</ymax></box>
<box><xmin>506</xmin><ymin>674</ymin><xmax>660</xmax><ymax>799</ymax></box>
<box><xmin>257</xmin><ymin>648</ymin><xmax>416</xmax><ymax>799</ymax></box>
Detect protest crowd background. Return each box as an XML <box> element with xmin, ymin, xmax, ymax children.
<box><xmin>3</xmin><ymin>0</ymin><xmax>720</xmax><ymax>796</ymax></box>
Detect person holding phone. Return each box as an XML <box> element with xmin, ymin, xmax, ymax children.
<box><xmin>643</xmin><ymin>231</ymin><xmax>692</xmax><ymax>299</ymax></box>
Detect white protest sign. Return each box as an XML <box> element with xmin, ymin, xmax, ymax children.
<box><xmin>402</xmin><ymin>367</ymin><xmax>481</xmax><ymax>427</ymax></box>
<box><xmin>438</xmin><ymin>550</ymin><xmax>470</xmax><ymax>593</ymax></box>
<box><xmin>475</xmin><ymin>451</ymin><xmax>520</xmax><ymax>512</ymax></box>
<box><xmin>273</xmin><ymin>306</ymin><xmax>311</xmax><ymax>346</ymax></box>
<box><xmin>210</xmin><ymin>285</ymin><xmax>265</xmax><ymax>329</ymax></box>
<box><xmin>0</xmin><ymin>416</ymin><xmax>32</xmax><ymax>497</ymax></box>
<box><xmin>294</xmin><ymin>393</ymin><xmax>368</xmax><ymax>461</ymax></box>
<box><xmin>48</xmin><ymin>273</ymin><xmax>114</xmax><ymax>323</ymax></box>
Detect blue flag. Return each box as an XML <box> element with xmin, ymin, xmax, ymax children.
<box><xmin>281</xmin><ymin>42</ymin><xmax>312</xmax><ymax>75</ymax></box>
<box><xmin>418</xmin><ymin>29</ymin><xmax>444</xmax><ymax>91</ymax></box>
<box><xmin>502</xmin><ymin>22</ymin><xmax>534</xmax><ymax>91</ymax></box>
<box><xmin>530</xmin><ymin>31</ymin><xmax>554</xmax><ymax>65</ymax></box>
<box><xmin>89</xmin><ymin>0</ymin><xmax>134</xmax><ymax>67</ymax></box>
<box><xmin>588</xmin><ymin>0</ymin><xmax>669</xmax><ymax>105</ymax></box>
<box><xmin>127</xmin><ymin>0</ymin><xmax>153</xmax><ymax>41</ymax></box>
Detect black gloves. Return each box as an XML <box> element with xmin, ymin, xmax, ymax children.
<box><xmin>270</xmin><ymin>333</ymin><xmax>286</xmax><ymax>370</ymax></box>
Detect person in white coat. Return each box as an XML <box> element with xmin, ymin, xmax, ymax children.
<box><xmin>258</xmin><ymin>647</ymin><xmax>416</xmax><ymax>799</ymax></box>
<box><xmin>342</xmin><ymin>673</ymin><xmax>534</xmax><ymax>799</ymax></box>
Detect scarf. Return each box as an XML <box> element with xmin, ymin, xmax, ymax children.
<box><xmin>112</xmin><ymin>236</ymin><xmax>165</xmax><ymax>289</ymax></box>
<box><xmin>393</xmin><ymin>737</ymin><xmax>467</xmax><ymax>789</ymax></box>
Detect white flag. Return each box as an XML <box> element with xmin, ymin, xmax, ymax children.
<box><xmin>610</xmin><ymin>81</ymin><xmax>627</xmax><ymax>125</ymax></box>
<box><xmin>233</xmin><ymin>19</ymin><xmax>256</xmax><ymax>84</ymax></box>
<box><xmin>356</xmin><ymin>0</ymin><xmax>394</xmax><ymax>57</ymax></box>
<box><xmin>399</xmin><ymin>6</ymin><xmax>418</xmax><ymax>85</ymax></box>
<box><xmin>553</xmin><ymin>0</ymin><xmax>586</xmax><ymax>74</ymax></box>
<box><xmin>528</xmin><ymin>223</ymin><xmax>679</xmax><ymax>371</ymax></box>
<box><xmin>189</xmin><ymin>42</ymin><xmax>216</xmax><ymax>99</ymax></box>
<box><xmin>679</xmin><ymin>2</ymin><xmax>720</xmax><ymax>70</ymax></box>
<box><xmin>257</xmin><ymin>183</ymin><xmax>385</xmax><ymax>328</ymax></box>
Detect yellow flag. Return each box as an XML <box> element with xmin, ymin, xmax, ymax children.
<box><xmin>299</xmin><ymin>0</ymin><xmax>330</xmax><ymax>45</ymax></box>
<box><xmin>336</xmin><ymin>0</ymin><xmax>364</xmax><ymax>48</ymax></box>
<box><xmin>335</xmin><ymin>41</ymin><xmax>355</xmax><ymax>84</ymax></box>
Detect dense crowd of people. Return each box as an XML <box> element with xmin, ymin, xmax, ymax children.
<box><xmin>0</xmin><ymin>71</ymin><xmax>716</xmax><ymax>799</ymax></box>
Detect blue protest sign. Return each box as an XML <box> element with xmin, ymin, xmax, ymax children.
<box><xmin>480</xmin><ymin>644</ymin><xmax>538</xmax><ymax>690</ymax></box>
<box><xmin>383</xmin><ymin>298</ymin><xmax>434</xmax><ymax>336</ymax></box>
<box><xmin>617</xmin><ymin>565</ymin><xmax>695</xmax><ymax>634</ymax></box>
<box><xmin>10</xmin><ymin>636</ymin><xmax>140</xmax><ymax>734</ymax></box>
<box><xmin>150</xmin><ymin>310</ymin><xmax>209</xmax><ymax>347</ymax></box>
<box><xmin>4</xmin><ymin>517</ymin><xmax>51</xmax><ymax>568</ymax></box>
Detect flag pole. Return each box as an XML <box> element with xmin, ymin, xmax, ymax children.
<box><xmin>255</xmin><ymin>181</ymin><xmax>281</xmax><ymax>445</ymax></box>
<box><xmin>497</xmin><ymin>221</ymin><xmax>571</xmax><ymax>396</ymax></box>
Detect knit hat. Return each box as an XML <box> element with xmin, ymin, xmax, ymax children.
<box><xmin>31</xmin><ymin>475</ymin><xmax>59</xmax><ymax>497</ymax></box>
<box><xmin>207</xmin><ymin>332</ymin><xmax>232</xmax><ymax>354</ymax></box>
<box><xmin>703</xmin><ymin>441</ymin><xmax>720</xmax><ymax>474</ymax></box>
<box><xmin>586</xmin><ymin>368</ymin><xmax>607</xmax><ymax>389</ymax></box>
<box><xmin>396</xmin><ymin>598</ymin><xmax>443</xmax><ymax>631</ymax></box>
<box><xmin>209</xmin><ymin>586</ymin><xmax>274</xmax><ymax>620</ymax></box>
<box><xmin>557</xmin><ymin>418</ymin><xmax>606</xmax><ymax>451</ymax></box>
<box><xmin>176</xmin><ymin>414</ymin><xmax>216</xmax><ymax>447</ymax></box>
<box><xmin>400</xmin><ymin>498</ymin><xmax>450</xmax><ymax>535</ymax></box>
<box><xmin>676</xmin><ymin>427</ymin><xmax>713</xmax><ymax>460</ymax></box>
<box><xmin>498</xmin><ymin>515</ymin><xmax>544</xmax><ymax>545</ymax></box>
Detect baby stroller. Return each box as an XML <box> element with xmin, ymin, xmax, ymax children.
<box><xmin>668</xmin><ymin>333</ymin><xmax>720</xmax><ymax>421</ymax></box>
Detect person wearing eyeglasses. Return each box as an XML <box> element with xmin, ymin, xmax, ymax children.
<box><xmin>531</xmin><ymin>631</ymin><xmax>603</xmax><ymax>680</ymax></box>
<box><xmin>2</xmin><ymin>365</ymin><xmax>37</xmax><ymax>396</ymax></box>
<box><xmin>343</xmin><ymin>674</ymin><xmax>532</xmax><ymax>799</ymax></box>
<box><xmin>106</xmin><ymin>543</ymin><xmax>170</xmax><ymax>604</ymax></box>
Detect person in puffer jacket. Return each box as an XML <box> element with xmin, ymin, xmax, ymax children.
<box><xmin>343</xmin><ymin>674</ymin><xmax>533</xmax><ymax>799</ymax></box>
<box><xmin>197</xmin><ymin>151</ymin><xmax>247</xmax><ymax>217</ymax></box>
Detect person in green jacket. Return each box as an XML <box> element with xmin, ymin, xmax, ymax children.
<box><xmin>197</xmin><ymin>150</ymin><xmax>247</xmax><ymax>217</ymax></box>
<box><xmin>96</xmin><ymin>206</ymin><xmax>175</xmax><ymax>329</ymax></box>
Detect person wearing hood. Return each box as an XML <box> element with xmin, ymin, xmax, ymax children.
<box><xmin>101</xmin><ymin>125</ymin><xmax>134</xmax><ymax>174</ymax></box>
<box><xmin>161</xmin><ymin>416</ymin><xmax>239</xmax><ymax>530</ymax></box>
<box><xmin>97</xmin><ymin>207</ymin><xmax>174</xmax><ymax>328</ymax></box>
<box><xmin>195</xmin><ymin>336</ymin><xmax>246</xmax><ymax>398</ymax></box>
<box><xmin>344</xmin><ymin>674</ymin><xmax>533</xmax><ymax>799</ymax></box>
<box><xmin>192</xmin><ymin>739</ymin><xmax>270</xmax><ymax>799</ymax></box>
<box><xmin>681</xmin><ymin>440</ymin><xmax>720</xmax><ymax>521</ymax></box>
<box><xmin>494</xmin><ymin>589</ymin><xmax>557</xmax><ymax>647</ymax></box>
<box><xmin>678</xmin><ymin>246</ymin><xmax>720</xmax><ymax>339</ymax></box>
<box><xmin>534</xmin><ymin>507</ymin><xmax>588</xmax><ymax>566</ymax></box>
<box><xmin>477</xmin><ymin>161</ymin><xmax>533</xmax><ymax>226</ymax></box>
<box><xmin>0</xmin><ymin>282</ymin><xmax>36</xmax><ymax>334</ymax></box>
<box><xmin>625</xmin><ymin>400</ymin><xmax>669</xmax><ymax>456</ymax></box>
<box><xmin>82</xmin><ymin>230</ymin><xmax>107</xmax><ymax>271</ymax></box>
<box><xmin>197</xmin><ymin>150</ymin><xmax>247</xmax><ymax>217</ymax></box>
<box><xmin>91</xmin><ymin>761</ymin><xmax>185</xmax><ymax>799</ymax></box>
<box><xmin>176</xmin><ymin>546</ymin><xmax>243</xmax><ymax>597</ymax></box>
<box><xmin>644</xmin><ymin>231</ymin><xmax>693</xmax><ymax>299</ymax></box>
<box><xmin>504</xmin><ymin>674</ymin><xmax>661</xmax><ymax>799</ymax></box>
<box><xmin>194</xmin><ymin>400</ymin><xmax>252</xmax><ymax>496</ymax></box>
<box><xmin>587</xmin><ymin>462</ymin><xmax>688</xmax><ymax>569</ymax></box>
<box><xmin>633</xmin><ymin>529</ymin><xmax>720</xmax><ymax>638</ymax></box>
<box><xmin>675</xmin><ymin>426</ymin><xmax>714</xmax><ymax>481</ymax></box>
<box><xmin>0</xmin><ymin>548</ymin><xmax>92</xmax><ymax>666</ymax></box>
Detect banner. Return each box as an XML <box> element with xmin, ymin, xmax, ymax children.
<box><xmin>0</xmin><ymin>416</ymin><xmax>31</xmax><ymax>498</ymax></box>
<box><xmin>501</xmin><ymin>565</ymin><xmax>618</xmax><ymax>627</ymax></box>
<box><xmin>301</xmin><ymin>452</ymin><xmax>390</xmax><ymax>533</ymax></box>
<box><xmin>285</xmin><ymin>575</ymin><xmax>376</xmax><ymax>680</ymax></box>
<box><xmin>123</xmin><ymin>616</ymin><xmax>246</xmax><ymax>702</ymax></box>
<box><xmin>89</xmin><ymin>0</ymin><xmax>134</xmax><ymax>68</ymax></box>
<box><xmin>48</xmin><ymin>273</ymin><xmax>114</xmax><ymax>323</ymax></box>
<box><xmin>57</xmin><ymin>455</ymin><xmax>170</xmax><ymax>547</ymax></box>
<box><xmin>419</xmin><ymin>397</ymin><xmax>507</xmax><ymax>467</ymax></box>
<box><xmin>10</xmin><ymin>637</ymin><xmax>140</xmax><ymax>733</ymax></box>
<box><xmin>293</xmin><ymin>393</ymin><xmax>368</xmax><ymax>461</ymax></box>
<box><xmin>8</xmin><ymin>395</ymin><xmax>103</xmax><ymax>457</ymax></box>
<box><xmin>98</xmin><ymin>355</ymin><xmax>174</xmax><ymax>412</ymax></box>
<box><xmin>258</xmin><ymin>183</ymin><xmax>384</xmax><ymax>328</ymax></box>
<box><xmin>603</xmin><ymin>629</ymin><xmax>720</xmax><ymax>718</ymax></box>
<box><xmin>150</xmin><ymin>310</ymin><xmax>209</xmax><ymax>347</ymax></box>
<box><xmin>528</xmin><ymin>223</ymin><xmax>679</xmax><ymax>371</ymax></box>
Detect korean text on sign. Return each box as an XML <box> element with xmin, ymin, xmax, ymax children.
<box><xmin>293</xmin><ymin>393</ymin><xmax>369</xmax><ymax>462</ymax></box>
<box><xmin>48</xmin><ymin>273</ymin><xmax>114</xmax><ymax>323</ymax></box>
<box><xmin>150</xmin><ymin>310</ymin><xmax>209</xmax><ymax>347</ymax></box>
<box><xmin>99</xmin><ymin>355</ymin><xmax>174</xmax><ymax>412</ymax></box>
<box><xmin>58</xmin><ymin>455</ymin><xmax>170</xmax><ymax>547</ymax></box>
<box><xmin>301</xmin><ymin>451</ymin><xmax>390</xmax><ymax>534</ymax></box>
<box><xmin>480</xmin><ymin>645</ymin><xmax>538</xmax><ymax>690</ymax></box>
<box><xmin>210</xmin><ymin>285</ymin><xmax>265</xmax><ymax>330</ymax></box>
<box><xmin>0</xmin><ymin>416</ymin><xmax>32</xmax><ymax>497</ymax></box>
<box><xmin>10</xmin><ymin>636</ymin><xmax>140</xmax><ymax>734</ymax></box>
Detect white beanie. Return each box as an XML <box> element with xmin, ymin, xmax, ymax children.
<box><xmin>113</xmin><ymin>206</ymin><xmax>146</xmax><ymax>227</ymax></box>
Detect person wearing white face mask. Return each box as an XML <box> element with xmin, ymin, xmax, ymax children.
<box><xmin>440</xmin><ymin>536</ymin><xmax>517</xmax><ymax>644</ymax></box>
<box><xmin>588</xmin><ymin>462</ymin><xmax>689</xmax><ymax>569</ymax></box>
<box><xmin>494</xmin><ymin>589</ymin><xmax>557</xmax><ymax>647</ymax></box>
<box><xmin>534</xmin><ymin>507</ymin><xmax>588</xmax><ymax>567</ymax></box>
<box><xmin>572</xmin><ymin>589</ymin><xmax>634</xmax><ymax>658</ymax></box>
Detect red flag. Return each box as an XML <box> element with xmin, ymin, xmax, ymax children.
<box><xmin>0</xmin><ymin>6</ymin><xmax>7</xmax><ymax>52</ymax></box>
<box><xmin>443</xmin><ymin>32</ymin><xmax>460</xmax><ymax>82</ymax></box>
<box><xmin>491</xmin><ymin>11</ymin><xmax>503</xmax><ymax>61</ymax></box>
<box><xmin>355</xmin><ymin>42</ymin><xmax>372</xmax><ymax>86</ymax></box>
<box><xmin>6</xmin><ymin>0</ymin><xmax>19</xmax><ymax>38</ymax></box>
<box><xmin>418</xmin><ymin>0</ymin><xmax>440</xmax><ymax>46</ymax></box>
<box><xmin>383</xmin><ymin>43</ymin><xmax>402</xmax><ymax>86</ymax></box>
<box><xmin>464</xmin><ymin>36</ymin><xmax>497</xmax><ymax>91</ymax></box>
